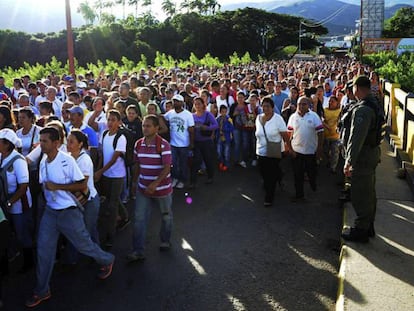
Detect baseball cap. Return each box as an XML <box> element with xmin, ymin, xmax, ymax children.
<box><xmin>36</xmin><ymin>80</ymin><xmax>47</xmax><ymax>87</ymax></box>
<box><xmin>87</xmin><ymin>89</ymin><xmax>97</xmax><ymax>96</ymax></box>
<box><xmin>0</xmin><ymin>93</ymin><xmax>9</xmax><ymax>101</ymax></box>
<box><xmin>76</xmin><ymin>81</ymin><xmax>87</xmax><ymax>89</ymax></box>
<box><xmin>0</xmin><ymin>128</ymin><xmax>22</xmax><ymax>148</ymax></box>
<box><xmin>68</xmin><ymin>106</ymin><xmax>84</xmax><ymax>116</ymax></box>
<box><xmin>172</xmin><ymin>94</ymin><xmax>184</xmax><ymax>102</ymax></box>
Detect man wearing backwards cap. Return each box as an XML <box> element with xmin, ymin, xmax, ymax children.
<box><xmin>341</xmin><ymin>75</ymin><xmax>381</xmax><ymax>243</ymax></box>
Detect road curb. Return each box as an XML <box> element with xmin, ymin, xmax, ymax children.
<box><xmin>336</xmin><ymin>203</ymin><xmax>348</xmax><ymax>311</ymax></box>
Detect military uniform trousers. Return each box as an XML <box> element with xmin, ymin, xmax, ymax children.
<box><xmin>351</xmin><ymin>145</ymin><xmax>380</xmax><ymax>230</ymax></box>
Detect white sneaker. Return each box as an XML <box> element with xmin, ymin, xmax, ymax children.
<box><xmin>251</xmin><ymin>159</ymin><xmax>257</xmax><ymax>167</ymax></box>
<box><xmin>175</xmin><ymin>182</ymin><xmax>185</xmax><ymax>189</ymax></box>
<box><xmin>239</xmin><ymin>161</ymin><xmax>247</xmax><ymax>168</ymax></box>
<box><xmin>172</xmin><ymin>179</ymin><xmax>178</xmax><ymax>188</ymax></box>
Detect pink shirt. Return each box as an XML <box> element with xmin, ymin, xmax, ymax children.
<box><xmin>134</xmin><ymin>136</ymin><xmax>173</xmax><ymax>197</ymax></box>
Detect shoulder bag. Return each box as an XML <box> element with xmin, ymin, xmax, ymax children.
<box><xmin>260</xmin><ymin>116</ymin><xmax>282</xmax><ymax>159</ymax></box>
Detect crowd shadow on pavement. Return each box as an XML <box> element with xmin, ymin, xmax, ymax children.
<box><xmin>3</xmin><ymin>158</ymin><xmax>345</xmax><ymax>310</ymax></box>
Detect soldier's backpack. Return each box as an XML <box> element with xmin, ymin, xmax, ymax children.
<box><xmin>363</xmin><ymin>97</ymin><xmax>387</xmax><ymax>146</ymax></box>
<box><xmin>340</xmin><ymin>97</ymin><xmax>386</xmax><ymax>147</ymax></box>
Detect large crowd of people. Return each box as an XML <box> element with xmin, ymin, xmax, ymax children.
<box><xmin>0</xmin><ymin>59</ymin><xmax>384</xmax><ymax>308</ymax></box>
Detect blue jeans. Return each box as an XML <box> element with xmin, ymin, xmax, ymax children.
<box><xmin>9</xmin><ymin>209</ymin><xmax>33</xmax><ymax>248</ymax></box>
<box><xmin>35</xmin><ymin>207</ymin><xmax>114</xmax><ymax>296</ymax></box>
<box><xmin>233</xmin><ymin>129</ymin><xmax>251</xmax><ymax>162</ymax></box>
<box><xmin>64</xmin><ymin>195</ymin><xmax>101</xmax><ymax>263</ymax></box>
<box><xmin>171</xmin><ymin>146</ymin><xmax>189</xmax><ymax>182</ymax></box>
<box><xmin>217</xmin><ymin>141</ymin><xmax>231</xmax><ymax>167</ymax></box>
<box><xmin>132</xmin><ymin>192</ymin><xmax>173</xmax><ymax>255</ymax></box>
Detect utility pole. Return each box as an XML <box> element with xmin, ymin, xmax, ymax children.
<box><xmin>359</xmin><ymin>0</ymin><xmax>363</xmax><ymax>60</ymax></box>
<box><xmin>299</xmin><ymin>22</ymin><xmax>302</xmax><ymax>53</ymax></box>
<box><xmin>65</xmin><ymin>0</ymin><xmax>75</xmax><ymax>76</ymax></box>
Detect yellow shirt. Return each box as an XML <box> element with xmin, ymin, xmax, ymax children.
<box><xmin>323</xmin><ymin>108</ymin><xmax>341</xmax><ymax>140</ymax></box>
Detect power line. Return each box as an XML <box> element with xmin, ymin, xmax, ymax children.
<box><xmin>301</xmin><ymin>4</ymin><xmax>350</xmax><ymax>27</ymax></box>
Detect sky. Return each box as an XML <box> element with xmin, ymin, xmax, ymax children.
<box><xmin>1</xmin><ymin>0</ymin><xmax>411</xmax><ymax>34</ymax></box>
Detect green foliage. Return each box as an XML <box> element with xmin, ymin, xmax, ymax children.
<box><xmin>0</xmin><ymin>8</ymin><xmax>327</xmax><ymax>70</ymax></box>
<box><xmin>229</xmin><ymin>52</ymin><xmax>242</xmax><ymax>66</ymax></box>
<box><xmin>241</xmin><ymin>52</ymin><xmax>252</xmax><ymax>64</ymax></box>
<box><xmin>383</xmin><ymin>7</ymin><xmax>414</xmax><ymax>38</ymax></box>
<box><xmin>364</xmin><ymin>51</ymin><xmax>414</xmax><ymax>91</ymax></box>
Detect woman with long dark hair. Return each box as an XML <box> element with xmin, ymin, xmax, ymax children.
<box><xmin>64</xmin><ymin>129</ymin><xmax>100</xmax><ymax>262</ymax></box>
<box><xmin>189</xmin><ymin>97</ymin><xmax>218</xmax><ymax>187</ymax></box>
<box><xmin>0</xmin><ymin>105</ymin><xmax>16</xmax><ymax>130</ymax></box>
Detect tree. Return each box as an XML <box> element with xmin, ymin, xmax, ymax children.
<box><xmin>204</xmin><ymin>0</ymin><xmax>220</xmax><ymax>15</ymax></box>
<box><xmin>77</xmin><ymin>1</ymin><xmax>97</xmax><ymax>25</ymax></box>
<box><xmin>128</xmin><ymin>0</ymin><xmax>139</xmax><ymax>19</ymax></box>
<box><xmin>162</xmin><ymin>0</ymin><xmax>176</xmax><ymax>18</ymax></box>
<box><xmin>383</xmin><ymin>7</ymin><xmax>414</xmax><ymax>38</ymax></box>
<box><xmin>101</xmin><ymin>13</ymin><xmax>116</xmax><ymax>25</ymax></box>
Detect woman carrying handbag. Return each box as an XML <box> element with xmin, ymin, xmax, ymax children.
<box><xmin>255</xmin><ymin>97</ymin><xmax>290</xmax><ymax>207</ymax></box>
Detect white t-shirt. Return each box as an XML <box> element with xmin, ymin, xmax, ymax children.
<box><xmin>101</xmin><ymin>131</ymin><xmax>127</xmax><ymax>178</ymax></box>
<box><xmin>75</xmin><ymin>151</ymin><xmax>97</xmax><ymax>199</ymax></box>
<box><xmin>40</xmin><ymin>150</ymin><xmax>85</xmax><ymax>210</ymax></box>
<box><xmin>35</xmin><ymin>95</ymin><xmax>47</xmax><ymax>107</ymax></box>
<box><xmin>322</xmin><ymin>96</ymin><xmax>330</xmax><ymax>109</ymax></box>
<box><xmin>287</xmin><ymin>111</ymin><xmax>324</xmax><ymax>155</ymax></box>
<box><xmin>16</xmin><ymin>125</ymin><xmax>42</xmax><ymax>157</ymax></box>
<box><xmin>0</xmin><ymin>150</ymin><xmax>32</xmax><ymax>214</ymax></box>
<box><xmin>27</xmin><ymin>144</ymin><xmax>67</xmax><ymax>166</ymax></box>
<box><xmin>164</xmin><ymin>109</ymin><xmax>195</xmax><ymax>147</ymax></box>
<box><xmin>216</xmin><ymin>96</ymin><xmax>235</xmax><ymax>111</ymax></box>
<box><xmin>255</xmin><ymin>113</ymin><xmax>287</xmax><ymax>156</ymax></box>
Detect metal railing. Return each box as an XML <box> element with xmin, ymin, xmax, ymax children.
<box><xmin>382</xmin><ymin>78</ymin><xmax>414</xmax><ymax>166</ymax></box>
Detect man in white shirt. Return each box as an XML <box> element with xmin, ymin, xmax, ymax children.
<box><xmin>45</xmin><ymin>86</ymin><xmax>63</xmax><ymax>119</ymax></box>
<box><xmin>163</xmin><ymin>94</ymin><xmax>194</xmax><ymax>189</ymax></box>
<box><xmin>94</xmin><ymin>110</ymin><xmax>129</xmax><ymax>248</ymax></box>
<box><xmin>287</xmin><ymin>96</ymin><xmax>324</xmax><ymax>201</ymax></box>
<box><xmin>25</xmin><ymin>127</ymin><xmax>114</xmax><ymax>308</ymax></box>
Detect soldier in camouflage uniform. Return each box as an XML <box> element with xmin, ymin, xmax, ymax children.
<box><xmin>342</xmin><ymin>76</ymin><xmax>381</xmax><ymax>243</ymax></box>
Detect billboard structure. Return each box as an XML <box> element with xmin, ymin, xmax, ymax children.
<box><xmin>361</xmin><ymin>0</ymin><xmax>384</xmax><ymax>41</ymax></box>
<box><xmin>363</xmin><ymin>38</ymin><xmax>414</xmax><ymax>55</ymax></box>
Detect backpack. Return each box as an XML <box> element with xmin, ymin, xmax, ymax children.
<box><xmin>362</xmin><ymin>97</ymin><xmax>387</xmax><ymax>146</ymax></box>
<box><xmin>0</xmin><ymin>154</ymin><xmax>25</xmax><ymax>209</ymax></box>
<box><xmin>135</xmin><ymin>135</ymin><xmax>163</xmax><ymax>156</ymax></box>
<box><xmin>103</xmin><ymin>126</ymin><xmax>136</xmax><ymax>167</ymax></box>
<box><xmin>340</xmin><ymin>97</ymin><xmax>386</xmax><ymax>147</ymax></box>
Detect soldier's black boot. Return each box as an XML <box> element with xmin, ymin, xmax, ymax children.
<box><xmin>341</xmin><ymin>227</ymin><xmax>369</xmax><ymax>243</ymax></box>
<box><xmin>368</xmin><ymin>222</ymin><xmax>375</xmax><ymax>238</ymax></box>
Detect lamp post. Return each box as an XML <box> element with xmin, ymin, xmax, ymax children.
<box><xmin>65</xmin><ymin>0</ymin><xmax>75</xmax><ymax>76</ymax></box>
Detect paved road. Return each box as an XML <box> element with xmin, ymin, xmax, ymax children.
<box><xmin>5</xmin><ymin>158</ymin><xmax>342</xmax><ymax>310</ymax></box>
